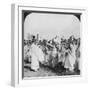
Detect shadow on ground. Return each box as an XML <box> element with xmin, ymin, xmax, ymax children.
<box><xmin>24</xmin><ymin>62</ymin><xmax>80</xmax><ymax>77</ymax></box>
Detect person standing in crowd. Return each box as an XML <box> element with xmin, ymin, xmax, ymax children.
<box><xmin>24</xmin><ymin>40</ymin><xmax>31</xmax><ymax>63</ymax></box>
<box><xmin>63</xmin><ymin>36</ymin><xmax>78</xmax><ymax>72</ymax></box>
<box><xmin>30</xmin><ymin>39</ymin><xmax>45</xmax><ymax>71</ymax></box>
<box><xmin>64</xmin><ymin>46</ymin><xmax>71</xmax><ymax>72</ymax></box>
<box><xmin>68</xmin><ymin>42</ymin><xmax>77</xmax><ymax>72</ymax></box>
<box><xmin>51</xmin><ymin>45</ymin><xmax>58</xmax><ymax>67</ymax></box>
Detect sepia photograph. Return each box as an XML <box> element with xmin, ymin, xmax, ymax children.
<box><xmin>22</xmin><ymin>9</ymin><xmax>81</xmax><ymax>78</ymax></box>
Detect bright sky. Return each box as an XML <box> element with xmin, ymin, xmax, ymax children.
<box><xmin>24</xmin><ymin>13</ymin><xmax>80</xmax><ymax>40</ymax></box>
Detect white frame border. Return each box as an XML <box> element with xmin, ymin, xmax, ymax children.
<box><xmin>11</xmin><ymin>4</ymin><xmax>87</xmax><ymax>87</ymax></box>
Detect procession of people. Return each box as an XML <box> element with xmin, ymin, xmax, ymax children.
<box><xmin>24</xmin><ymin>34</ymin><xmax>80</xmax><ymax>75</ymax></box>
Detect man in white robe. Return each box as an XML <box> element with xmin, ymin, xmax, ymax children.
<box><xmin>30</xmin><ymin>43</ymin><xmax>45</xmax><ymax>71</ymax></box>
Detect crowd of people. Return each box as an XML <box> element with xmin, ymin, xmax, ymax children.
<box><xmin>24</xmin><ymin>34</ymin><xmax>80</xmax><ymax>73</ymax></box>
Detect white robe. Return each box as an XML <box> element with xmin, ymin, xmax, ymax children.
<box><xmin>64</xmin><ymin>44</ymin><xmax>77</xmax><ymax>71</ymax></box>
<box><xmin>30</xmin><ymin>43</ymin><xmax>44</xmax><ymax>71</ymax></box>
<box><xmin>64</xmin><ymin>51</ymin><xmax>71</xmax><ymax>69</ymax></box>
<box><xmin>31</xmin><ymin>53</ymin><xmax>39</xmax><ymax>71</ymax></box>
<box><xmin>69</xmin><ymin>44</ymin><xmax>77</xmax><ymax>71</ymax></box>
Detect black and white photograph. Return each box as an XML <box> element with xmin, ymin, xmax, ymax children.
<box><xmin>23</xmin><ymin>9</ymin><xmax>81</xmax><ymax>78</ymax></box>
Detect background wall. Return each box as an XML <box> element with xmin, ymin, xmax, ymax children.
<box><xmin>0</xmin><ymin>0</ymin><xmax>90</xmax><ymax>89</ymax></box>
